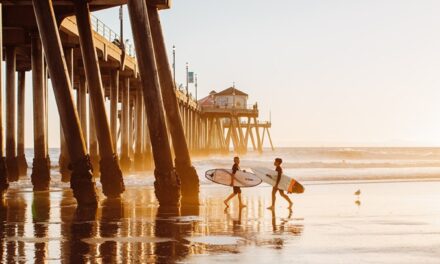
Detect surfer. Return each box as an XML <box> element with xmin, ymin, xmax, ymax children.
<box><xmin>224</xmin><ymin>156</ymin><xmax>246</xmax><ymax>208</ymax></box>
<box><xmin>267</xmin><ymin>158</ymin><xmax>293</xmax><ymax>210</ymax></box>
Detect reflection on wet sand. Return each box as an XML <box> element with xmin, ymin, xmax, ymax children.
<box><xmin>69</xmin><ymin>206</ymin><xmax>97</xmax><ymax>263</ymax></box>
<box><xmin>5</xmin><ymin>192</ymin><xmax>26</xmax><ymax>263</ymax></box>
<box><xmin>0</xmin><ymin>198</ymin><xmax>6</xmax><ymax>262</ymax></box>
<box><xmin>0</xmin><ymin>186</ymin><xmax>305</xmax><ymax>263</ymax></box>
<box><xmin>32</xmin><ymin>192</ymin><xmax>50</xmax><ymax>263</ymax></box>
<box><xmin>6</xmin><ymin>180</ymin><xmax>440</xmax><ymax>263</ymax></box>
<box><xmin>99</xmin><ymin>198</ymin><xmax>124</xmax><ymax>263</ymax></box>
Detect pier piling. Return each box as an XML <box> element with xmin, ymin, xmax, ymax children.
<box><xmin>30</xmin><ymin>34</ymin><xmax>50</xmax><ymax>191</ymax></box>
<box><xmin>0</xmin><ymin>3</ymin><xmax>9</xmax><ymax>194</ymax></box>
<box><xmin>148</xmin><ymin>5</ymin><xmax>199</xmax><ymax>203</ymax></box>
<box><xmin>5</xmin><ymin>47</ymin><xmax>19</xmax><ymax>182</ymax></box>
<box><xmin>59</xmin><ymin>48</ymin><xmax>74</xmax><ymax>182</ymax></box>
<box><xmin>119</xmin><ymin>77</ymin><xmax>131</xmax><ymax>171</ymax></box>
<box><xmin>17</xmin><ymin>71</ymin><xmax>28</xmax><ymax>176</ymax></box>
<box><xmin>74</xmin><ymin>0</ymin><xmax>124</xmax><ymax>197</ymax></box>
<box><xmin>32</xmin><ymin>0</ymin><xmax>98</xmax><ymax>207</ymax></box>
<box><xmin>110</xmin><ymin>70</ymin><xmax>119</xmax><ymax>152</ymax></box>
<box><xmin>77</xmin><ymin>76</ymin><xmax>88</xmax><ymax>145</ymax></box>
<box><xmin>128</xmin><ymin>0</ymin><xmax>180</xmax><ymax>207</ymax></box>
<box><xmin>134</xmin><ymin>86</ymin><xmax>144</xmax><ymax>170</ymax></box>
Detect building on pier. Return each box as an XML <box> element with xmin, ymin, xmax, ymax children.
<box><xmin>196</xmin><ymin>86</ymin><xmax>273</xmax><ymax>154</ymax></box>
<box><xmin>212</xmin><ymin>87</ymin><xmax>248</xmax><ymax>109</ymax></box>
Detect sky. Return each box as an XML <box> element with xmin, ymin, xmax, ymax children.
<box><xmin>10</xmin><ymin>0</ymin><xmax>440</xmax><ymax>148</ymax></box>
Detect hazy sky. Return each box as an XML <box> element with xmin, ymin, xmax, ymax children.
<box><xmin>13</xmin><ymin>0</ymin><xmax>440</xmax><ymax>147</ymax></box>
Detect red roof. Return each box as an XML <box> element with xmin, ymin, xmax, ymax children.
<box><xmin>198</xmin><ymin>95</ymin><xmax>214</xmax><ymax>106</ymax></box>
<box><xmin>214</xmin><ymin>87</ymin><xmax>248</xmax><ymax>97</ymax></box>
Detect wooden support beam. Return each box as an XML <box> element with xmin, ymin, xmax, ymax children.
<box><xmin>77</xmin><ymin>76</ymin><xmax>88</xmax><ymax>144</ymax></box>
<box><xmin>128</xmin><ymin>101</ymin><xmax>134</xmax><ymax>159</ymax></box>
<box><xmin>17</xmin><ymin>70</ymin><xmax>28</xmax><ymax>176</ymax></box>
<box><xmin>235</xmin><ymin>117</ymin><xmax>246</xmax><ymax>154</ymax></box>
<box><xmin>128</xmin><ymin>0</ymin><xmax>180</xmax><ymax>208</ymax></box>
<box><xmin>32</xmin><ymin>0</ymin><xmax>98</xmax><ymax>207</ymax></box>
<box><xmin>44</xmin><ymin>62</ymin><xmax>49</xmax><ymax>162</ymax></box>
<box><xmin>206</xmin><ymin>117</ymin><xmax>214</xmax><ymax>151</ymax></box>
<box><xmin>110</xmin><ymin>70</ymin><xmax>119</xmax><ymax>151</ymax></box>
<box><xmin>267</xmin><ymin>127</ymin><xmax>275</xmax><ymax>151</ymax></box>
<box><xmin>216</xmin><ymin>117</ymin><xmax>226</xmax><ymax>152</ymax></box>
<box><xmin>225</xmin><ymin>121</ymin><xmax>232</xmax><ymax>151</ymax></box>
<box><xmin>253</xmin><ymin>117</ymin><xmax>262</xmax><ymax>153</ymax></box>
<box><xmin>30</xmin><ymin>34</ymin><xmax>50</xmax><ymax>190</ymax></box>
<box><xmin>249</xmin><ymin>120</ymin><xmax>257</xmax><ymax>151</ymax></box>
<box><xmin>229</xmin><ymin>118</ymin><xmax>239</xmax><ymax>153</ymax></box>
<box><xmin>119</xmin><ymin>77</ymin><xmax>131</xmax><ymax>171</ymax></box>
<box><xmin>5</xmin><ymin>46</ymin><xmax>19</xmax><ymax>182</ymax></box>
<box><xmin>89</xmin><ymin>97</ymin><xmax>99</xmax><ymax>177</ymax></box>
<box><xmin>143</xmin><ymin>105</ymin><xmax>152</xmax><ymax>168</ymax></box>
<box><xmin>74</xmin><ymin>0</ymin><xmax>124</xmax><ymax>197</ymax></box>
<box><xmin>0</xmin><ymin>3</ymin><xmax>9</xmax><ymax>193</ymax></box>
<box><xmin>261</xmin><ymin>127</ymin><xmax>266</xmax><ymax>147</ymax></box>
<box><xmin>134</xmin><ymin>86</ymin><xmax>144</xmax><ymax>170</ymax></box>
<box><xmin>59</xmin><ymin>47</ymin><xmax>74</xmax><ymax>182</ymax></box>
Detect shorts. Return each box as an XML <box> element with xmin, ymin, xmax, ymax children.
<box><xmin>233</xmin><ymin>186</ymin><xmax>242</xmax><ymax>194</ymax></box>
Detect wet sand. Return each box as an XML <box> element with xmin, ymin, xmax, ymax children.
<box><xmin>1</xmin><ymin>180</ymin><xmax>440</xmax><ymax>263</ymax></box>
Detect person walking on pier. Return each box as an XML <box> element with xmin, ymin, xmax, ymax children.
<box><xmin>267</xmin><ymin>158</ymin><xmax>293</xmax><ymax>210</ymax></box>
<box><xmin>224</xmin><ymin>156</ymin><xmax>246</xmax><ymax>208</ymax></box>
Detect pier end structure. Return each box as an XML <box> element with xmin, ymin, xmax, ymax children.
<box><xmin>198</xmin><ymin>87</ymin><xmax>273</xmax><ymax>154</ymax></box>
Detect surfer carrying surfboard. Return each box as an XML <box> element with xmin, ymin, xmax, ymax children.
<box><xmin>267</xmin><ymin>158</ymin><xmax>293</xmax><ymax>210</ymax></box>
<box><xmin>223</xmin><ymin>157</ymin><xmax>246</xmax><ymax>208</ymax></box>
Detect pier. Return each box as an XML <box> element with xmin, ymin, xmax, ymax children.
<box><xmin>0</xmin><ymin>0</ymin><xmax>272</xmax><ymax>208</ymax></box>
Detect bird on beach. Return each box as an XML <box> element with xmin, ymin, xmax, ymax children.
<box><xmin>354</xmin><ymin>189</ymin><xmax>361</xmax><ymax>207</ymax></box>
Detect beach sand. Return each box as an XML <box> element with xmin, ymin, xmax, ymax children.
<box><xmin>1</xmin><ymin>180</ymin><xmax>440</xmax><ymax>263</ymax></box>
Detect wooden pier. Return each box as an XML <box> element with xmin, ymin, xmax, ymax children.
<box><xmin>0</xmin><ymin>0</ymin><xmax>272</xmax><ymax>208</ymax></box>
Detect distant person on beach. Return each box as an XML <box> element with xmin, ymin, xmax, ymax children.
<box><xmin>267</xmin><ymin>158</ymin><xmax>293</xmax><ymax>210</ymax></box>
<box><xmin>224</xmin><ymin>156</ymin><xmax>246</xmax><ymax>208</ymax></box>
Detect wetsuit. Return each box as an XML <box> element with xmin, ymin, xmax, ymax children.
<box><xmin>232</xmin><ymin>163</ymin><xmax>241</xmax><ymax>194</ymax></box>
<box><xmin>275</xmin><ymin>165</ymin><xmax>282</xmax><ymax>190</ymax></box>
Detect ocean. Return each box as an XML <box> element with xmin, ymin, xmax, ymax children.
<box><xmin>16</xmin><ymin>147</ymin><xmax>440</xmax><ymax>188</ymax></box>
<box><xmin>194</xmin><ymin>147</ymin><xmax>440</xmax><ymax>184</ymax></box>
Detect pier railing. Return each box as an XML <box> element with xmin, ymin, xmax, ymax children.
<box><xmin>201</xmin><ymin>104</ymin><xmax>258</xmax><ymax>110</ymax></box>
<box><xmin>91</xmin><ymin>15</ymin><xmax>136</xmax><ymax>57</ymax></box>
<box><xmin>222</xmin><ymin>120</ymin><xmax>271</xmax><ymax>127</ymax></box>
<box><xmin>200</xmin><ymin>104</ymin><xmax>259</xmax><ymax>116</ymax></box>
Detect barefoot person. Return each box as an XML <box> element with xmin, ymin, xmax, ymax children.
<box><xmin>224</xmin><ymin>157</ymin><xmax>246</xmax><ymax>208</ymax></box>
<box><xmin>267</xmin><ymin>158</ymin><xmax>293</xmax><ymax>210</ymax></box>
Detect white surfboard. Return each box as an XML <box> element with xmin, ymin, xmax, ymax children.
<box><xmin>251</xmin><ymin>167</ymin><xmax>304</xmax><ymax>194</ymax></box>
<box><xmin>205</xmin><ymin>169</ymin><xmax>262</xmax><ymax>187</ymax></box>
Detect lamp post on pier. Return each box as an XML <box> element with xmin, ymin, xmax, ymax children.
<box><xmin>186</xmin><ymin>62</ymin><xmax>189</xmax><ymax>96</ymax></box>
